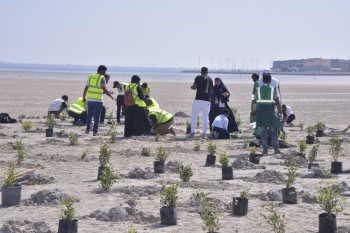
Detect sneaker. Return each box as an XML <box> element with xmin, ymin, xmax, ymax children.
<box><xmin>85</xmin><ymin>129</ymin><xmax>90</xmax><ymax>134</ymax></box>
<box><xmin>288</xmin><ymin>123</ymin><xmax>294</xmax><ymax>127</ymax></box>
<box><xmin>93</xmin><ymin>132</ymin><xmax>99</xmax><ymax>136</ymax></box>
<box><xmin>262</xmin><ymin>150</ymin><xmax>268</xmax><ymax>155</ymax></box>
<box><xmin>75</xmin><ymin>120</ymin><xmax>84</xmax><ymax>126</ymax></box>
<box><xmin>169</xmin><ymin>127</ymin><xmax>176</xmax><ymax>136</ymax></box>
<box><xmin>188</xmin><ymin>132</ymin><xmax>195</xmax><ymax>138</ymax></box>
<box><xmin>274</xmin><ymin>150</ymin><xmax>281</xmax><ymax>154</ymax></box>
<box><xmin>201</xmin><ymin>134</ymin><xmax>207</xmax><ymax>139</ymax></box>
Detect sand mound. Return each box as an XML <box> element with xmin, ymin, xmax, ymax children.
<box><xmin>41</xmin><ymin>138</ymin><xmax>64</xmax><ymax>145</ymax></box>
<box><xmin>114</xmin><ymin>185</ymin><xmax>165</xmax><ymax>197</ymax></box>
<box><xmin>173</xmin><ymin>111</ymin><xmax>190</xmax><ymax>117</ymax></box>
<box><xmin>16</xmin><ymin>173</ymin><xmax>54</xmax><ymax>185</ymax></box>
<box><xmin>179</xmin><ymin>194</ymin><xmax>232</xmax><ymax>213</ymax></box>
<box><xmin>253</xmin><ymin>170</ymin><xmax>285</xmax><ymax>184</ymax></box>
<box><xmin>0</xmin><ymin>219</ymin><xmax>53</xmax><ymax>233</ymax></box>
<box><xmin>126</xmin><ymin>167</ymin><xmax>157</xmax><ymax>179</ymax></box>
<box><xmin>180</xmin><ymin>181</ymin><xmax>233</xmax><ymax>190</ymax></box>
<box><xmin>23</xmin><ymin>189</ymin><xmax>76</xmax><ymax>206</ymax></box>
<box><xmin>165</xmin><ymin>161</ymin><xmax>179</xmax><ymax>173</ymax></box>
<box><xmin>231</xmin><ymin>155</ymin><xmax>266</xmax><ymax>170</ymax></box>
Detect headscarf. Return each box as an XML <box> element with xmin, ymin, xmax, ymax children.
<box><xmin>212</xmin><ymin>77</ymin><xmax>230</xmax><ymax>103</ymax></box>
<box><xmin>131</xmin><ymin>75</ymin><xmax>141</xmax><ymax>84</ymax></box>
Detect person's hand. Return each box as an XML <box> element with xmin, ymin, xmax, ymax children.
<box><xmin>190</xmin><ymin>86</ymin><xmax>193</xmax><ymax>89</ymax></box>
<box><xmin>215</xmin><ymin>100</ymin><xmax>218</xmax><ymax>104</ymax></box>
<box><xmin>222</xmin><ymin>92</ymin><xmax>229</xmax><ymax>97</ymax></box>
<box><xmin>82</xmin><ymin>97</ymin><xmax>86</xmax><ymax>103</ymax></box>
<box><xmin>109</xmin><ymin>91</ymin><xmax>114</xmax><ymax>94</ymax></box>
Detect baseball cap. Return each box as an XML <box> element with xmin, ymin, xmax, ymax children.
<box><xmin>62</xmin><ymin>95</ymin><xmax>68</xmax><ymax>101</ymax></box>
<box><xmin>260</xmin><ymin>69</ymin><xmax>271</xmax><ymax>75</ymax></box>
<box><xmin>113</xmin><ymin>81</ymin><xmax>120</xmax><ymax>88</ymax></box>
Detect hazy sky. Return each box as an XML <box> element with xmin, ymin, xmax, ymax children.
<box><xmin>1</xmin><ymin>0</ymin><xmax>349</xmax><ymax>69</ymax></box>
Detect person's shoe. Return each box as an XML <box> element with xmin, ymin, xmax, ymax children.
<box><xmin>85</xmin><ymin>129</ymin><xmax>90</xmax><ymax>134</ymax></box>
<box><xmin>274</xmin><ymin>150</ymin><xmax>281</xmax><ymax>154</ymax></box>
<box><xmin>188</xmin><ymin>132</ymin><xmax>195</xmax><ymax>138</ymax></box>
<box><xmin>75</xmin><ymin>120</ymin><xmax>84</xmax><ymax>126</ymax></box>
<box><xmin>201</xmin><ymin>134</ymin><xmax>207</xmax><ymax>139</ymax></box>
<box><xmin>288</xmin><ymin>123</ymin><xmax>294</xmax><ymax>127</ymax></box>
<box><xmin>93</xmin><ymin>132</ymin><xmax>99</xmax><ymax>136</ymax></box>
<box><xmin>169</xmin><ymin>127</ymin><xmax>176</xmax><ymax>136</ymax></box>
<box><xmin>262</xmin><ymin>150</ymin><xmax>268</xmax><ymax>155</ymax></box>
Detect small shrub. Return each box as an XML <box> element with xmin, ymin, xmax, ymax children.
<box><xmin>155</xmin><ymin>133</ymin><xmax>161</xmax><ymax>142</ymax></box>
<box><xmin>196</xmin><ymin>116</ymin><xmax>201</xmax><ymax>128</ymax></box>
<box><xmin>22</xmin><ymin>120</ymin><xmax>33</xmax><ymax>131</ymax></box>
<box><xmin>12</xmin><ymin>140</ymin><xmax>24</xmax><ymax>150</ymax></box>
<box><xmin>284</xmin><ymin>159</ymin><xmax>299</xmax><ymax>189</ymax></box>
<box><xmin>18</xmin><ymin>116</ymin><xmax>23</xmax><ymax>123</ymax></box>
<box><xmin>160</xmin><ymin>183</ymin><xmax>181</xmax><ymax>207</ymax></box>
<box><xmin>45</xmin><ymin>114</ymin><xmax>57</xmax><ymax>129</ymax></box>
<box><xmin>279</xmin><ymin>132</ymin><xmax>287</xmax><ymax>141</ymax></box>
<box><xmin>195</xmin><ymin>192</ymin><xmax>221</xmax><ymax>233</ymax></box>
<box><xmin>68</xmin><ymin>132</ymin><xmax>78</xmax><ymax>145</ymax></box>
<box><xmin>308</xmin><ymin>144</ymin><xmax>320</xmax><ymax>164</ymax></box>
<box><xmin>178</xmin><ymin>162</ymin><xmax>193</xmax><ymax>182</ymax></box>
<box><xmin>129</xmin><ymin>225</ymin><xmax>137</xmax><ymax>233</ymax></box>
<box><xmin>260</xmin><ymin>201</ymin><xmax>285</xmax><ymax>233</ymax></box>
<box><xmin>59</xmin><ymin>112</ymin><xmax>67</xmax><ymax>121</ymax></box>
<box><xmin>240</xmin><ymin>187</ymin><xmax>251</xmax><ymax>199</ymax></box>
<box><xmin>243</xmin><ymin>136</ymin><xmax>249</xmax><ymax>149</ymax></box>
<box><xmin>298</xmin><ymin>139</ymin><xmax>307</xmax><ymax>155</ymax></box>
<box><xmin>107</xmin><ymin>111</ymin><xmax>113</xmax><ymax>123</ymax></box>
<box><xmin>141</xmin><ymin>147</ymin><xmax>151</xmax><ymax>156</ymax></box>
<box><xmin>12</xmin><ymin>133</ymin><xmax>18</xmax><ymax>138</ymax></box>
<box><xmin>329</xmin><ymin>136</ymin><xmax>343</xmax><ymax>162</ymax></box>
<box><xmin>299</xmin><ymin>122</ymin><xmax>304</xmax><ymax>131</ymax></box>
<box><xmin>81</xmin><ymin>149</ymin><xmax>89</xmax><ymax>160</ymax></box>
<box><xmin>186</xmin><ymin>120</ymin><xmax>191</xmax><ymax>127</ymax></box>
<box><xmin>16</xmin><ymin>148</ymin><xmax>28</xmax><ymax>164</ymax></box>
<box><xmin>3</xmin><ymin>162</ymin><xmax>17</xmax><ymax>187</ymax></box>
<box><xmin>250</xmin><ymin>146</ymin><xmax>257</xmax><ymax>155</ymax></box>
<box><xmin>207</xmin><ymin>140</ymin><xmax>217</xmax><ymax>156</ymax></box>
<box><xmin>99</xmin><ymin>142</ymin><xmax>112</xmax><ymax>167</ymax></box>
<box><xmin>316</xmin><ymin>120</ymin><xmax>325</xmax><ymax>130</ymax></box>
<box><xmin>231</xmin><ymin>133</ymin><xmax>238</xmax><ymax>139</ymax></box>
<box><xmin>306</xmin><ymin>125</ymin><xmax>313</xmax><ymax>137</ymax></box>
<box><xmin>155</xmin><ymin>144</ymin><xmax>169</xmax><ymax>162</ymax></box>
<box><xmin>230</xmin><ymin>106</ymin><xmax>238</xmax><ymax>115</ymax></box>
<box><xmin>59</xmin><ymin>197</ymin><xmax>75</xmax><ymax>221</ymax></box>
<box><xmin>193</xmin><ymin>143</ymin><xmax>201</xmax><ymax>151</ymax></box>
<box><xmin>99</xmin><ymin>165</ymin><xmax>120</xmax><ymax>190</ymax></box>
<box><xmin>109</xmin><ymin>130</ymin><xmax>117</xmax><ymax>143</ymax></box>
<box><xmin>236</xmin><ymin>115</ymin><xmax>242</xmax><ymax>127</ymax></box>
<box><xmin>218</xmin><ymin>151</ymin><xmax>229</xmax><ymax>167</ymax></box>
<box><xmin>317</xmin><ymin>180</ymin><xmax>346</xmax><ymax>216</ymax></box>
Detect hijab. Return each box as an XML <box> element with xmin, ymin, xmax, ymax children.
<box><xmin>212</xmin><ymin>77</ymin><xmax>230</xmax><ymax>103</ymax></box>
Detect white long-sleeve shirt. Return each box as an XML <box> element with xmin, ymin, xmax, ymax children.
<box><xmin>212</xmin><ymin>114</ymin><xmax>228</xmax><ymax>130</ymax></box>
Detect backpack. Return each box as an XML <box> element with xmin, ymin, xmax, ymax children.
<box><xmin>124</xmin><ymin>85</ymin><xmax>137</xmax><ymax>106</ymax></box>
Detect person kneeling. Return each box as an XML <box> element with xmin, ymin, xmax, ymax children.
<box><xmin>212</xmin><ymin>108</ymin><xmax>230</xmax><ymax>139</ymax></box>
<box><xmin>146</xmin><ymin>107</ymin><xmax>176</xmax><ymax>136</ymax></box>
<box><xmin>281</xmin><ymin>104</ymin><xmax>295</xmax><ymax>127</ymax></box>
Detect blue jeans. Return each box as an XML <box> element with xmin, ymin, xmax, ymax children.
<box><xmin>260</xmin><ymin>126</ymin><xmax>279</xmax><ymax>153</ymax></box>
<box><xmin>86</xmin><ymin>101</ymin><xmax>103</xmax><ymax>133</ymax></box>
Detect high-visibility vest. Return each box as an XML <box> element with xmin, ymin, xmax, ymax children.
<box><xmin>69</xmin><ymin>98</ymin><xmax>86</xmax><ymax>114</ymax></box>
<box><xmin>146</xmin><ymin>97</ymin><xmax>159</xmax><ymax>109</ymax></box>
<box><xmin>256</xmin><ymin>86</ymin><xmax>275</xmax><ymax>105</ymax></box>
<box><xmin>125</xmin><ymin>83</ymin><xmax>146</xmax><ymax>107</ymax></box>
<box><xmin>148</xmin><ymin>108</ymin><xmax>173</xmax><ymax>124</ymax></box>
<box><xmin>87</xmin><ymin>74</ymin><xmax>104</xmax><ymax>100</ymax></box>
<box><xmin>140</xmin><ymin>83</ymin><xmax>150</xmax><ymax>96</ymax></box>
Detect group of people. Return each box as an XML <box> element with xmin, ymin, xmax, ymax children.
<box><xmin>47</xmin><ymin>65</ymin><xmax>175</xmax><ymax>137</ymax></box>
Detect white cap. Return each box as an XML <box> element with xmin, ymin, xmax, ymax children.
<box><xmin>260</xmin><ymin>68</ymin><xmax>271</xmax><ymax>75</ymax></box>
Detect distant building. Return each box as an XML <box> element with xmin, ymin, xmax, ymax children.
<box><xmin>272</xmin><ymin>58</ymin><xmax>350</xmax><ymax>72</ymax></box>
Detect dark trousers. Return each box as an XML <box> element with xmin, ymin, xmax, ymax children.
<box><xmin>48</xmin><ymin>106</ymin><xmax>64</xmax><ymax>118</ymax></box>
<box><xmin>116</xmin><ymin>94</ymin><xmax>125</xmax><ymax>122</ymax></box>
<box><xmin>213</xmin><ymin>126</ymin><xmax>230</xmax><ymax>139</ymax></box>
<box><xmin>287</xmin><ymin>114</ymin><xmax>296</xmax><ymax>124</ymax></box>
<box><xmin>100</xmin><ymin>106</ymin><xmax>106</xmax><ymax>123</ymax></box>
<box><xmin>68</xmin><ymin>110</ymin><xmax>87</xmax><ymax>124</ymax></box>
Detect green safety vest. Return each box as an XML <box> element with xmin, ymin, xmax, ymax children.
<box><xmin>256</xmin><ymin>86</ymin><xmax>275</xmax><ymax>105</ymax></box>
<box><xmin>148</xmin><ymin>108</ymin><xmax>173</xmax><ymax>124</ymax></box>
<box><xmin>87</xmin><ymin>74</ymin><xmax>104</xmax><ymax>100</ymax></box>
<box><xmin>146</xmin><ymin>97</ymin><xmax>159</xmax><ymax>109</ymax></box>
<box><xmin>69</xmin><ymin>98</ymin><xmax>86</xmax><ymax>114</ymax></box>
<box><xmin>126</xmin><ymin>83</ymin><xmax>146</xmax><ymax>107</ymax></box>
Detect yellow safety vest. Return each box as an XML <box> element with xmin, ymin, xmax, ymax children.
<box><xmin>140</xmin><ymin>83</ymin><xmax>150</xmax><ymax>96</ymax></box>
<box><xmin>126</xmin><ymin>83</ymin><xmax>146</xmax><ymax>107</ymax></box>
<box><xmin>69</xmin><ymin>98</ymin><xmax>86</xmax><ymax>114</ymax></box>
<box><xmin>256</xmin><ymin>86</ymin><xmax>275</xmax><ymax>105</ymax></box>
<box><xmin>146</xmin><ymin>97</ymin><xmax>159</xmax><ymax>109</ymax></box>
<box><xmin>87</xmin><ymin>74</ymin><xmax>104</xmax><ymax>100</ymax></box>
<box><xmin>148</xmin><ymin>108</ymin><xmax>173</xmax><ymax>124</ymax></box>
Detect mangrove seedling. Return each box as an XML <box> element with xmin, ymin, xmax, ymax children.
<box><xmin>59</xmin><ymin>112</ymin><xmax>67</xmax><ymax>121</ymax></box>
<box><xmin>218</xmin><ymin>151</ymin><xmax>229</xmax><ymax>167</ymax></box>
<box><xmin>329</xmin><ymin>136</ymin><xmax>343</xmax><ymax>162</ymax></box>
<box><xmin>178</xmin><ymin>162</ymin><xmax>193</xmax><ymax>182</ymax></box>
<box><xmin>243</xmin><ymin>135</ymin><xmax>249</xmax><ymax>149</ymax></box>
<box><xmin>196</xmin><ymin>116</ymin><xmax>201</xmax><ymax>128</ymax></box>
<box><xmin>68</xmin><ymin>132</ymin><xmax>78</xmax><ymax>145</ymax></box>
<box><xmin>129</xmin><ymin>225</ymin><xmax>137</xmax><ymax>233</ymax></box>
<box><xmin>155</xmin><ymin>133</ymin><xmax>161</xmax><ymax>142</ymax></box>
<box><xmin>260</xmin><ymin>201</ymin><xmax>286</xmax><ymax>233</ymax></box>
<box><xmin>231</xmin><ymin>106</ymin><xmax>238</xmax><ymax>115</ymax></box>
<box><xmin>306</xmin><ymin>125</ymin><xmax>314</xmax><ymax>137</ymax></box>
<box><xmin>107</xmin><ymin>111</ymin><xmax>113</xmax><ymax>123</ymax></box>
<box><xmin>195</xmin><ymin>192</ymin><xmax>221</xmax><ymax>233</ymax></box>
<box><xmin>3</xmin><ymin>162</ymin><xmax>17</xmax><ymax>187</ymax></box>
<box><xmin>108</xmin><ymin>123</ymin><xmax>118</xmax><ymax>143</ymax></box>
<box><xmin>81</xmin><ymin>149</ymin><xmax>89</xmax><ymax>160</ymax></box>
<box><xmin>250</xmin><ymin>146</ymin><xmax>257</xmax><ymax>155</ymax></box>
<box><xmin>236</xmin><ymin>115</ymin><xmax>242</xmax><ymax>127</ymax></box>
<box><xmin>316</xmin><ymin>120</ymin><xmax>325</xmax><ymax>130</ymax></box>
<box><xmin>231</xmin><ymin>133</ymin><xmax>238</xmax><ymax>139</ymax></box>
<box><xmin>279</xmin><ymin>132</ymin><xmax>287</xmax><ymax>141</ymax></box>
<box><xmin>299</xmin><ymin>122</ymin><xmax>304</xmax><ymax>131</ymax></box>
<box><xmin>284</xmin><ymin>159</ymin><xmax>299</xmax><ymax>189</ymax></box>
<box><xmin>12</xmin><ymin>140</ymin><xmax>24</xmax><ymax>150</ymax></box>
<box><xmin>160</xmin><ymin>183</ymin><xmax>181</xmax><ymax>207</ymax></box>
<box><xmin>186</xmin><ymin>120</ymin><xmax>191</xmax><ymax>128</ymax></box>
<box><xmin>45</xmin><ymin>114</ymin><xmax>57</xmax><ymax>129</ymax></box>
<box><xmin>240</xmin><ymin>187</ymin><xmax>251</xmax><ymax>199</ymax></box>
<box><xmin>155</xmin><ymin>144</ymin><xmax>169</xmax><ymax>162</ymax></box>
<box><xmin>18</xmin><ymin>116</ymin><xmax>23</xmax><ymax>123</ymax></box>
<box><xmin>141</xmin><ymin>147</ymin><xmax>151</xmax><ymax>156</ymax></box>
<box><xmin>59</xmin><ymin>197</ymin><xmax>76</xmax><ymax>221</ymax></box>
<box><xmin>99</xmin><ymin>142</ymin><xmax>112</xmax><ymax>167</ymax></box>
<box><xmin>207</xmin><ymin>140</ymin><xmax>217</xmax><ymax>156</ymax></box>
<box><xmin>308</xmin><ymin>144</ymin><xmax>320</xmax><ymax>164</ymax></box>
<box><xmin>317</xmin><ymin>180</ymin><xmax>346</xmax><ymax>216</ymax></box>
<box><xmin>22</xmin><ymin>120</ymin><xmax>33</xmax><ymax>132</ymax></box>
<box><xmin>99</xmin><ymin>164</ymin><xmax>120</xmax><ymax>190</ymax></box>
<box><xmin>193</xmin><ymin>143</ymin><xmax>201</xmax><ymax>151</ymax></box>
<box><xmin>16</xmin><ymin>148</ymin><xmax>28</xmax><ymax>164</ymax></box>
<box><xmin>298</xmin><ymin>139</ymin><xmax>307</xmax><ymax>155</ymax></box>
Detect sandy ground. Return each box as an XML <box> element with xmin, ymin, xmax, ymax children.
<box><xmin>0</xmin><ymin>72</ymin><xmax>350</xmax><ymax>233</ymax></box>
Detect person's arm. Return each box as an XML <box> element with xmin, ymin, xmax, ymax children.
<box><xmin>275</xmin><ymin>98</ymin><xmax>282</xmax><ymax>115</ymax></box>
<box><xmin>149</xmin><ymin>114</ymin><xmax>159</xmax><ymax>129</ymax></box>
<box><xmin>100</xmin><ymin>78</ymin><xmax>114</xmax><ymax>100</ymax></box>
<box><xmin>82</xmin><ymin>86</ymin><xmax>88</xmax><ymax>102</ymax></box>
<box><xmin>342</xmin><ymin>125</ymin><xmax>350</xmax><ymax>133</ymax></box>
<box><xmin>136</xmin><ymin>86</ymin><xmax>145</xmax><ymax>100</ymax></box>
<box><xmin>224</xmin><ymin>118</ymin><xmax>228</xmax><ymax>130</ymax></box>
<box><xmin>191</xmin><ymin>76</ymin><xmax>199</xmax><ymax>90</ymax></box>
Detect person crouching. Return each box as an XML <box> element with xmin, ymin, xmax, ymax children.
<box><xmin>145</xmin><ymin>105</ymin><xmax>176</xmax><ymax>136</ymax></box>
<box><xmin>211</xmin><ymin>108</ymin><xmax>231</xmax><ymax>139</ymax></box>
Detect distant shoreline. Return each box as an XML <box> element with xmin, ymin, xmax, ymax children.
<box><xmin>181</xmin><ymin>70</ymin><xmax>350</xmax><ymax>76</ymax></box>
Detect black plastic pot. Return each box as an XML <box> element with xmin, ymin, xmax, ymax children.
<box><xmin>316</xmin><ymin>129</ymin><xmax>324</xmax><ymax>137</ymax></box>
<box><xmin>222</xmin><ymin>167</ymin><xmax>233</xmax><ymax>180</ymax></box>
<box><xmin>205</xmin><ymin>155</ymin><xmax>216</xmax><ymax>166</ymax></box>
<box><xmin>308</xmin><ymin>163</ymin><xmax>319</xmax><ymax>169</ymax></box>
<box><xmin>160</xmin><ymin>206</ymin><xmax>177</xmax><ymax>225</ymax></box>
<box><xmin>281</xmin><ymin>188</ymin><xmax>298</xmax><ymax>204</ymax></box>
<box><xmin>306</xmin><ymin>136</ymin><xmax>314</xmax><ymax>144</ymax></box>
<box><xmin>319</xmin><ymin>213</ymin><xmax>336</xmax><ymax>233</ymax></box>
<box><xmin>331</xmin><ymin>162</ymin><xmax>342</xmax><ymax>174</ymax></box>
<box><xmin>154</xmin><ymin>161</ymin><xmax>165</xmax><ymax>173</ymax></box>
<box><xmin>58</xmin><ymin>219</ymin><xmax>78</xmax><ymax>233</ymax></box>
<box><xmin>249</xmin><ymin>153</ymin><xmax>261</xmax><ymax>164</ymax></box>
<box><xmin>232</xmin><ymin>197</ymin><xmax>248</xmax><ymax>216</ymax></box>
<box><xmin>46</xmin><ymin>128</ymin><xmax>54</xmax><ymax>137</ymax></box>
<box><xmin>97</xmin><ymin>166</ymin><xmax>106</xmax><ymax>180</ymax></box>
<box><xmin>1</xmin><ymin>184</ymin><xmax>22</xmax><ymax>206</ymax></box>
<box><xmin>186</xmin><ymin>126</ymin><xmax>191</xmax><ymax>134</ymax></box>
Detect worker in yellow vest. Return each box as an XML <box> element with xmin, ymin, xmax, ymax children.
<box><xmin>141</xmin><ymin>83</ymin><xmax>151</xmax><ymax>98</ymax></box>
<box><xmin>145</xmin><ymin>107</ymin><xmax>176</xmax><ymax>136</ymax></box>
<box><xmin>82</xmin><ymin>65</ymin><xmax>115</xmax><ymax>136</ymax></box>
<box><xmin>124</xmin><ymin>75</ymin><xmax>151</xmax><ymax>137</ymax></box>
<box><xmin>68</xmin><ymin>97</ymin><xmax>87</xmax><ymax>126</ymax></box>
<box><xmin>145</xmin><ymin>97</ymin><xmax>159</xmax><ymax>109</ymax></box>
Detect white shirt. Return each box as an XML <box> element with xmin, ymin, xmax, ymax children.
<box><xmin>48</xmin><ymin>99</ymin><xmax>64</xmax><ymax>111</ymax></box>
<box><xmin>285</xmin><ymin>106</ymin><xmax>293</xmax><ymax>117</ymax></box>
<box><xmin>212</xmin><ymin>114</ymin><xmax>228</xmax><ymax>130</ymax></box>
<box><xmin>118</xmin><ymin>82</ymin><xmax>128</xmax><ymax>94</ymax></box>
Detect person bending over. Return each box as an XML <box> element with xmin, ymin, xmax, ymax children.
<box><xmin>211</xmin><ymin>108</ymin><xmax>230</xmax><ymax>139</ymax></box>
<box><xmin>48</xmin><ymin>95</ymin><xmax>70</xmax><ymax>118</ymax></box>
<box><xmin>145</xmin><ymin>102</ymin><xmax>176</xmax><ymax>136</ymax></box>
<box><xmin>281</xmin><ymin>104</ymin><xmax>295</xmax><ymax>127</ymax></box>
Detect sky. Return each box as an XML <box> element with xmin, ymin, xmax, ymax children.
<box><xmin>0</xmin><ymin>0</ymin><xmax>349</xmax><ymax>69</ymax></box>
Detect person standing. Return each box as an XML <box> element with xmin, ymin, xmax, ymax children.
<box><xmin>209</xmin><ymin>77</ymin><xmax>238</xmax><ymax>133</ymax></box>
<box><xmin>281</xmin><ymin>104</ymin><xmax>296</xmax><ymax>126</ymax></box>
<box><xmin>82</xmin><ymin>65</ymin><xmax>115</xmax><ymax>136</ymax></box>
<box><xmin>253</xmin><ymin>73</ymin><xmax>283</xmax><ymax>155</ymax></box>
<box><xmin>113</xmin><ymin>81</ymin><xmax>128</xmax><ymax>123</ymax></box>
<box><xmin>189</xmin><ymin>67</ymin><xmax>213</xmax><ymax>139</ymax></box>
<box><xmin>260</xmin><ymin>69</ymin><xmax>281</xmax><ymax>103</ymax></box>
<box><xmin>124</xmin><ymin>75</ymin><xmax>152</xmax><ymax>137</ymax></box>
<box><xmin>48</xmin><ymin>95</ymin><xmax>70</xmax><ymax>118</ymax></box>
<box><xmin>211</xmin><ymin>108</ymin><xmax>231</xmax><ymax>139</ymax></box>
